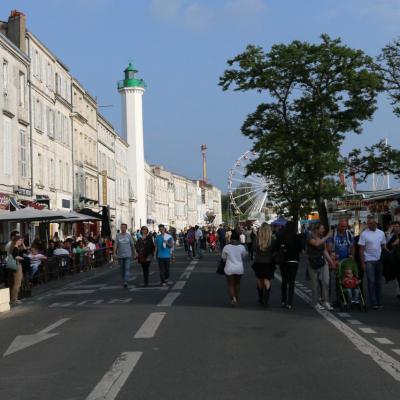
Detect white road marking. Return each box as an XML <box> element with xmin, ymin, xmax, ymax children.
<box><xmin>157</xmin><ymin>292</ymin><xmax>181</xmax><ymax>307</ymax></box>
<box><xmin>359</xmin><ymin>328</ymin><xmax>377</xmax><ymax>334</ymax></box>
<box><xmin>4</xmin><ymin>318</ymin><xmax>69</xmax><ymax>357</ymax></box>
<box><xmin>57</xmin><ymin>290</ymin><xmax>96</xmax><ymax>295</ymax></box>
<box><xmin>374</xmin><ymin>338</ymin><xmax>395</xmax><ymax>345</ymax></box>
<box><xmin>337</xmin><ymin>313</ymin><xmax>351</xmax><ymax>318</ymax></box>
<box><xmin>130</xmin><ymin>287</ymin><xmax>168</xmax><ymax>292</ymax></box>
<box><xmin>77</xmin><ymin>300</ymin><xmax>104</xmax><ymax>306</ymax></box>
<box><xmin>348</xmin><ymin>320</ymin><xmax>362</xmax><ymax>325</ymax></box>
<box><xmin>69</xmin><ymin>284</ymin><xmax>106</xmax><ymax>289</ymax></box>
<box><xmin>186</xmin><ymin>266</ymin><xmax>195</xmax><ymax>271</ymax></box>
<box><xmin>392</xmin><ymin>349</ymin><xmax>400</xmax><ymax>356</ymax></box>
<box><xmin>108</xmin><ymin>298</ymin><xmax>132</xmax><ymax>304</ymax></box>
<box><xmin>134</xmin><ymin>312</ymin><xmax>166</xmax><ymax>339</ymax></box>
<box><xmin>172</xmin><ymin>281</ymin><xmax>186</xmax><ymax>290</ymax></box>
<box><xmin>49</xmin><ymin>302</ymin><xmax>73</xmax><ymax>308</ymax></box>
<box><xmin>275</xmin><ymin>275</ymin><xmax>400</xmax><ymax>382</ymax></box>
<box><xmin>100</xmin><ymin>285</ymin><xmax>128</xmax><ymax>290</ymax></box>
<box><xmin>85</xmin><ymin>352</ymin><xmax>142</xmax><ymax>400</ymax></box>
<box><xmin>180</xmin><ymin>271</ymin><xmax>192</xmax><ymax>279</ymax></box>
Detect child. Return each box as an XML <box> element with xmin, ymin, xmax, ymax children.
<box><xmin>342</xmin><ymin>267</ymin><xmax>361</xmax><ymax>304</ymax></box>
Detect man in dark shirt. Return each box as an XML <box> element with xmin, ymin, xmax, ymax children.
<box><xmin>217</xmin><ymin>224</ymin><xmax>226</xmax><ymax>252</ymax></box>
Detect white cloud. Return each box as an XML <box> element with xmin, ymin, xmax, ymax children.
<box><xmin>225</xmin><ymin>0</ymin><xmax>267</xmax><ymax>18</ymax></box>
<box><xmin>183</xmin><ymin>2</ymin><xmax>214</xmax><ymax>31</ymax></box>
<box><xmin>150</xmin><ymin>0</ymin><xmax>182</xmax><ymax>19</ymax></box>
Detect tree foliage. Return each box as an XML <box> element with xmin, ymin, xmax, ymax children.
<box><xmin>219</xmin><ymin>34</ymin><xmax>382</xmax><ymax>227</ymax></box>
<box><xmin>377</xmin><ymin>38</ymin><xmax>400</xmax><ymax>117</ymax></box>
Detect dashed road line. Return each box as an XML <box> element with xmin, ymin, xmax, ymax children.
<box><xmin>134</xmin><ymin>312</ymin><xmax>166</xmax><ymax>339</ymax></box>
<box><xmin>348</xmin><ymin>319</ymin><xmax>362</xmax><ymax>325</ymax></box>
<box><xmin>277</xmin><ymin>275</ymin><xmax>400</xmax><ymax>382</ymax></box>
<box><xmin>374</xmin><ymin>338</ymin><xmax>395</xmax><ymax>345</ymax></box>
<box><xmin>85</xmin><ymin>352</ymin><xmax>142</xmax><ymax>400</ymax></box>
<box><xmin>56</xmin><ymin>290</ymin><xmax>96</xmax><ymax>295</ymax></box>
<box><xmin>392</xmin><ymin>349</ymin><xmax>400</xmax><ymax>356</ymax></box>
<box><xmin>359</xmin><ymin>327</ymin><xmax>377</xmax><ymax>334</ymax></box>
<box><xmin>157</xmin><ymin>292</ymin><xmax>181</xmax><ymax>307</ymax></box>
<box><xmin>172</xmin><ymin>281</ymin><xmax>186</xmax><ymax>290</ymax></box>
<box><xmin>180</xmin><ymin>271</ymin><xmax>192</xmax><ymax>279</ymax></box>
<box><xmin>337</xmin><ymin>313</ymin><xmax>351</xmax><ymax>318</ymax></box>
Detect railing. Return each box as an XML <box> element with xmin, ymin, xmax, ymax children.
<box><xmin>0</xmin><ymin>247</ymin><xmax>114</xmax><ymax>299</ymax></box>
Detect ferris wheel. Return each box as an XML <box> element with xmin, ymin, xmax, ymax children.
<box><xmin>228</xmin><ymin>151</ymin><xmax>272</xmax><ymax>217</ymax></box>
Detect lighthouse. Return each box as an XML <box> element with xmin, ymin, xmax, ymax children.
<box><xmin>118</xmin><ymin>63</ymin><xmax>147</xmax><ymax>229</ymax></box>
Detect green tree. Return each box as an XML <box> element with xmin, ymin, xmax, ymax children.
<box><xmin>377</xmin><ymin>37</ymin><xmax>400</xmax><ymax>117</ymax></box>
<box><xmin>219</xmin><ymin>34</ymin><xmax>382</xmax><ymax>227</ymax></box>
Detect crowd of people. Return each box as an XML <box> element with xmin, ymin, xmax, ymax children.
<box><xmin>219</xmin><ymin>215</ymin><xmax>400</xmax><ymax>310</ymax></box>
<box><xmin>3</xmin><ymin>215</ymin><xmax>400</xmax><ymax>311</ymax></box>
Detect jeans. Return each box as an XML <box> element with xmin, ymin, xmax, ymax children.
<box><xmin>345</xmin><ymin>288</ymin><xmax>360</xmax><ymax>303</ymax></box>
<box><xmin>158</xmin><ymin>258</ymin><xmax>170</xmax><ymax>284</ymax></box>
<box><xmin>365</xmin><ymin>261</ymin><xmax>383</xmax><ymax>306</ymax></box>
<box><xmin>280</xmin><ymin>261</ymin><xmax>298</xmax><ymax>306</ymax></box>
<box><xmin>118</xmin><ymin>257</ymin><xmax>131</xmax><ymax>284</ymax></box>
<box><xmin>195</xmin><ymin>240</ymin><xmax>202</xmax><ymax>258</ymax></box>
<box><xmin>140</xmin><ymin>262</ymin><xmax>151</xmax><ymax>285</ymax></box>
<box><xmin>308</xmin><ymin>263</ymin><xmax>329</xmax><ymax>305</ymax></box>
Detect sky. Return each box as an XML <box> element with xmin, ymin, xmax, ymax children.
<box><xmin>2</xmin><ymin>0</ymin><xmax>400</xmax><ymax>192</ymax></box>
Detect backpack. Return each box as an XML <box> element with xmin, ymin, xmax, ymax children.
<box><xmin>187</xmin><ymin>231</ymin><xmax>195</xmax><ymax>245</ymax></box>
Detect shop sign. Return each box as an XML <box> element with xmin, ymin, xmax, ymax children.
<box><xmin>0</xmin><ymin>193</ymin><xmax>10</xmax><ymax>210</ymax></box>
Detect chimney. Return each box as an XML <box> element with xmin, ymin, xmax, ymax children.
<box><xmin>7</xmin><ymin>10</ymin><xmax>27</xmax><ymax>53</ymax></box>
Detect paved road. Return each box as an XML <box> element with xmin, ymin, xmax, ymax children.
<box><xmin>0</xmin><ymin>249</ymin><xmax>400</xmax><ymax>399</ymax></box>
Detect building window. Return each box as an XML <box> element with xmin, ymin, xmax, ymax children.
<box><xmin>2</xmin><ymin>116</ymin><xmax>12</xmax><ymax>175</ymax></box>
<box><xmin>65</xmin><ymin>162</ymin><xmax>69</xmax><ymax>191</ymax></box>
<box><xmin>49</xmin><ymin>159</ymin><xmax>55</xmax><ymax>187</ymax></box>
<box><xmin>59</xmin><ymin>160</ymin><xmax>63</xmax><ymax>190</ymax></box>
<box><xmin>47</xmin><ymin>107</ymin><xmax>54</xmax><ymax>138</ymax></box>
<box><xmin>19</xmin><ymin>129</ymin><xmax>28</xmax><ymax>178</ymax></box>
<box><xmin>37</xmin><ymin>153</ymin><xmax>43</xmax><ymax>184</ymax></box>
<box><xmin>19</xmin><ymin>72</ymin><xmax>25</xmax><ymax>107</ymax></box>
<box><xmin>3</xmin><ymin>59</ymin><xmax>8</xmax><ymax>93</ymax></box>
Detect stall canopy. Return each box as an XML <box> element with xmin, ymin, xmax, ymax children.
<box><xmin>51</xmin><ymin>210</ymin><xmax>101</xmax><ymax>223</ymax></box>
<box><xmin>271</xmin><ymin>216</ymin><xmax>288</xmax><ymax>227</ymax></box>
<box><xmin>0</xmin><ymin>207</ymin><xmax>70</xmax><ymax>222</ymax></box>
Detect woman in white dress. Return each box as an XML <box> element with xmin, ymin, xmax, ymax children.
<box><xmin>222</xmin><ymin>230</ymin><xmax>247</xmax><ymax>306</ymax></box>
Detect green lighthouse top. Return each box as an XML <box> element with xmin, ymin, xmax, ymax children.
<box><xmin>118</xmin><ymin>62</ymin><xmax>147</xmax><ymax>89</ymax></box>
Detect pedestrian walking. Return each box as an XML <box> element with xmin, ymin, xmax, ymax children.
<box><xmin>6</xmin><ymin>235</ymin><xmax>24</xmax><ymax>305</ymax></box>
<box><xmin>186</xmin><ymin>226</ymin><xmax>196</xmax><ymax>259</ymax></box>
<box><xmin>251</xmin><ymin>223</ymin><xmax>278</xmax><ymax>307</ymax></box>
<box><xmin>114</xmin><ymin>223</ymin><xmax>135</xmax><ymax>288</ymax></box>
<box><xmin>359</xmin><ymin>215</ymin><xmax>386</xmax><ymax>309</ymax></box>
<box><xmin>155</xmin><ymin>224</ymin><xmax>174</xmax><ymax>286</ymax></box>
<box><xmin>277</xmin><ymin>221</ymin><xmax>302</xmax><ymax>310</ymax></box>
<box><xmin>327</xmin><ymin>219</ymin><xmax>355</xmax><ymax>305</ymax></box>
<box><xmin>135</xmin><ymin>226</ymin><xmax>155</xmax><ymax>286</ymax></box>
<box><xmin>221</xmin><ymin>230</ymin><xmax>247</xmax><ymax>306</ymax></box>
<box><xmin>217</xmin><ymin>224</ymin><xmax>226</xmax><ymax>251</ymax></box>
<box><xmin>307</xmin><ymin>223</ymin><xmax>334</xmax><ymax>310</ymax></box>
<box><xmin>194</xmin><ymin>225</ymin><xmax>203</xmax><ymax>259</ymax></box>
<box><xmin>244</xmin><ymin>226</ymin><xmax>254</xmax><ymax>260</ymax></box>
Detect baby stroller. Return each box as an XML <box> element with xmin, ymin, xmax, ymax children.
<box><xmin>337</xmin><ymin>258</ymin><xmax>367</xmax><ymax>311</ymax></box>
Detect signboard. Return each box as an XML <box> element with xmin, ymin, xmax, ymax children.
<box><xmin>0</xmin><ymin>193</ymin><xmax>10</xmax><ymax>210</ymax></box>
<box><xmin>102</xmin><ymin>170</ymin><xmax>107</xmax><ymax>205</ymax></box>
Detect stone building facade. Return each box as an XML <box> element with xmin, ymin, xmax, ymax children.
<box><xmin>0</xmin><ymin>10</ymin><xmax>222</xmax><ymax>243</ymax></box>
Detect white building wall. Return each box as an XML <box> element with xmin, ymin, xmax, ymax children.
<box><xmin>0</xmin><ymin>32</ymin><xmax>30</xmax><ymax>199</ymax></box>
<box><xmin>28</xmin><ymin>33</ymin><xmax>73</xmax><ymax>211</ymax></box>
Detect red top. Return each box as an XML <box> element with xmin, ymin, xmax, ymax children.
<box><xmin>343</xmin><ymin>276</ymin><xmax>359</xmax><ymax>289</ymax></box>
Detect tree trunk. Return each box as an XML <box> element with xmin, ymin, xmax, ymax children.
<box><xmin>317</xmin><ymin>200</ymin><xmax>329</xmax><ymax>231</ymax></box>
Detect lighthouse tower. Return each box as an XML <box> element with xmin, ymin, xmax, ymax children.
<box><xmin>118</xmin><ymin>63</ymin><xmax>147</xmax><ymax>229</ymax></box>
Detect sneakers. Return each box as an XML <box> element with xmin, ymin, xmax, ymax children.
<box><xmin>285</xmin><ymin>304</ymin><xmax>292</xmax><ymax>310</ymax></box>
<box><xmin>324</xmin><ymin>302</ymin><xmax>334</xmax><ymax>311</ymax></box>
<box><xmin>315</xmin><ymin>303</ymin><xmax>325</xmax><ymax>310</ymax></box>
<box><xmin>372</xmin><ymin>305</ymin><xmax>379</xmax><ymax>310</ymax></box>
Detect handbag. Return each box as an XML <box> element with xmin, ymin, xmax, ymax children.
<box><xmin>216</xmin><ymin>259</ymin><xmax>226</xmax><ymax>275</ymax></box>
<box><xmin>6</xmin><ymin>255</ymin><xmax>18</xmax><ymax>271</ymax></box>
